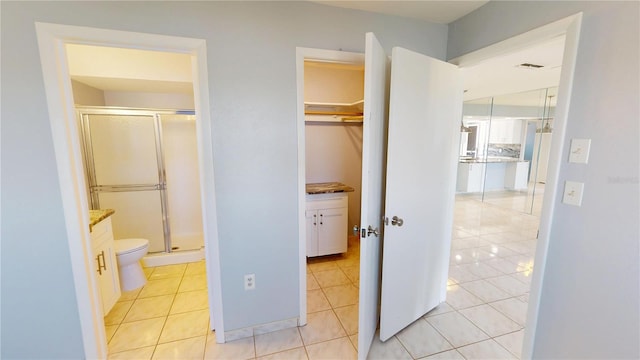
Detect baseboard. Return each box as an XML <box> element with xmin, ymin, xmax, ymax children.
<box><xmin>224</xmin><ymin>318</ymin><xmax>299</xmax><ymax>342</ymax></box>
<box><xmin>143</xmin><ymin>248</ymin><xmax>205</xmax><ymax>267</ymax></box>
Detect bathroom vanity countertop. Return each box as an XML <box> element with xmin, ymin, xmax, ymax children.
<box><xmin>306</xmin><ymin>182</ymin><xmax>355</xmax><ymax>194</ymax></box>
<box><xmin>89</xmin><ymin>209</ymin><xmax>115</xmax><ymax>231</ymax></box>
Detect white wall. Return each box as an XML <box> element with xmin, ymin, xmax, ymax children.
<box><xmin>449</xmin><ymin>2</ymin><xmax>639</xmax><ymax>358</ymax></box>
<box><xmin>66</xmin><ymin>44</ymin><xmax>193</xmax><ymax>84</ymax></box>
<box><xmin>305</xmin><ymin>63</ymin><xmax>364</xmax><ymax>229</ymax></box>
<box><xmin>0</xmin><ymin>1</ymin><xmax>447</xmax><ymax>356</ymax></box>
<box><xmin>71</xmin><ymin>79</ymin><xmax>105</xmax><ymax>106</ymax></box>
<box><xmin>306</xmin><ymin>124</ymin><xmax>363</xmax><ymax>229</ymax></box>
<box><xmin>104</xmin><ymin>91</ymin><xmax>194</xmax><ymax>109</ymax></box>
<box><xmin>304</xmin><ymin>63</ymin><xmax>364</xmax><ymax>103</ymax></box>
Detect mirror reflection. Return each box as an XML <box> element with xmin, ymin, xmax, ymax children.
<box><xmin>457</xmin><ymin>87</ymin><xmax>557</xmax><ymax>215</ymax></box>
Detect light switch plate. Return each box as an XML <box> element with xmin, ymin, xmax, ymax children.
<box><xmin>569</xmin><ymin>139</ymin><xmax>591</xmax><ymax>164</ymax></box>
<box><xmin>563</xmin><ymin>181</ymin><xmax>584</xmax><ymax>206</ymax></box>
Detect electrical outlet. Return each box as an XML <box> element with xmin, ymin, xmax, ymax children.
<box><xmin>244</xmin><ymin>274</ymin><xmax>255</xmax><ymax>290</ymax></box>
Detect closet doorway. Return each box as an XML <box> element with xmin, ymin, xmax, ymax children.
<box><xmin>296</xmin><ymin>14</ymin><xmax>582</xmax><ymax>359</ymax></box>
<box><xmin>301</xmin><ymin>56</ymin><xmax>365</xmax><ymax>349</ymax></box>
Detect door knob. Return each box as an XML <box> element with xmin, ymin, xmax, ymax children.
<box><xmin>367</xmin><ymin>225</ymin><xmax>379</xmax><ymax>237</ymax></box>
<box><xmin>391</xmin><ymin>216</ymin><xmax>404</xmax><ymax>227</ymax></box>
<box><xmin>352</xmin><ymin>225</ymin><xmax>359</xmax><ymax>236</ymax></box>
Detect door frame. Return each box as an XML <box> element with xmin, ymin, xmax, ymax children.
<box><xmin>295</xmin><ymin>47</ymin><xmax>365</xmax><ymax>325</ymax></box>
<box><xmin>450</xmin><ymin>13</ymin><xmax>583</xmax><ymax>358</ymax></box>
<box><xmin>295</xmin><ymin>12</ymin><xmax>581</xmax><ymax>356</ymax></box>
<box><xmin>35</xmin><ymin>22</ymin><xmax>225</xmax><ymax>358</ymax></box>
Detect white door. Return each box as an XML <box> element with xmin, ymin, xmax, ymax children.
<box><xmin>379</xmin><ymin>47</ymin><xmax>462</xmax><ymax>341</ymax></box>
<box><xmin>357</xmin><ymin>32</ymin><xmax>390</xmax><ymax>358</ymax></box>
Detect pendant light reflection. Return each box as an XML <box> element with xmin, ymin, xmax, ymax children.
<box><xmin>536</xmin><ymin>121</ymin><xmax>553</xmax><ymax>134</ymax></box>
<box><xmin>536</xmin><ymin>122</ymin><xmax>553</xmax><ymax>133</ymax></box>
<box><xmin>460</xmin><ymin>121</ymin><xmax>472</xmax><ymax>133</ymax></box>
<box><xmin>537</xmin><ymin>94</ymin><xmax>555</xmax><ymax>133</ymax></box>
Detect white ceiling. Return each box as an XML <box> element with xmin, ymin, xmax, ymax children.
<box><xmin>310</xmin><ymin>1</ymin><xmax>489</xmax><ymax>24</ymax></box>
<box><xmin>313</xmin><ymin>0</ymin><xmax>564</xmax><ymax>105</ymax></box>
<box><xmin>462</xmin><ymin>35</ymin><xmax>565</xmax><ymax>104</ymax></box>
<box><xmin>67</xmin><ymin>1</ymin><xmax>564</xmax><ymax>107</ymax></box>
<box><xmin>66</xmin><ymin>44</ymin><xmax>193</xmax><ymax>94</ymax></box>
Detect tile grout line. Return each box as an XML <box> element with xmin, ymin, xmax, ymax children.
<box><xmin>153</xmin><ymin>267</ymin><xmax>185</xmax><ymax>346</ymax></box>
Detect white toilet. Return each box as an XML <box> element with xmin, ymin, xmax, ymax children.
<box><xmin>114</xmin><ymin>238</ymin><xmax>149</xmax><ymax>292</ymax></box>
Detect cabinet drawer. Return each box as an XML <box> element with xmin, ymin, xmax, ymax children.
<box><xmin>91</xmin><ymin>217</ymin><xmax>113</xmax><ymax>245</ymax></box>
<box><xmin>306</xmin><ymin>193</ymin><xmax>348</xmax><ymax>210</ymax></box>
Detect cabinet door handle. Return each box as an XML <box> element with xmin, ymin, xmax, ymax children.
<box><xmin>313</xmin><ymin>214</ymin><xmax>316</xmax><ymax>226</ymax></box>
<box><xmin>100</xmin><ymin>251</ymin><xmax>107</xmax><ymax>272</ymax></box>
<box><xmin>96</xmin><ymin>252</ymin><xmax>103</xmax><ymax>275</ymax></box>
<box><xmin>96</xmin><ymin>251</ymin><xmax>107</xmax><ymax>275</ymax></box>
<box><xmin>320</xmin><ymin>213</ymin><xmax>323</xmax><ymax>225</ymax></box>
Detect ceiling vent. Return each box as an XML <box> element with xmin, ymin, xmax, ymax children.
<box><xmin>517</xmin><ymin>63</ymin><xmax>544</xmax><ymax>69</ymax></box>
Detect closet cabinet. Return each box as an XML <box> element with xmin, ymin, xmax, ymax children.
<box><xmin>91</xmin><ymin>217</ymin><xmax>121</xmax><ymax>315</ymax></box>
<box><xmin>306</xmin><ymin>193</ymin><xmax>348</xmax><ymax>257</ymax></box>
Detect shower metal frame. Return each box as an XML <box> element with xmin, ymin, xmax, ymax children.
<box><xmin>78</xmin><ymin>106</ymin><xmax>196</xmax><ymax>254</ymax></box>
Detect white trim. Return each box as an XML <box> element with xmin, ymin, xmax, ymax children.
<box><xmin>295</xmin><ymin>48</ymin><xmax>307</xmax><ymax>326</ymax></box>
<box><xmin>295</xmin><ymin>47</ymin><xmax>365</xmax><ymax>326</ymax></box>
<box><xmin>522</xmin><ymin>13</ymin><xmax>583</xmax><ymax>359</ymax></box>
<box><xmin>449</xmin><ymin>15</ymin><xmax>576</xmax><ymax>68</ymax></box>
<box><xmin>450</xmin><ymin>13</ymin><xmax>583</xmax><ymax>359</ymax></box>
<box><xmin>298</xmin><ymin>47</ymin><xmax>365</xmax><ymax>64</ymax></box>
<box><xmin>224</xmin><ymin>317</ymin><xmax>299</xmax><ymax>342</ymax></box>
<box><xmin>35</xmin><ymin>23</ymin><xmax>106</xmax><ymax>358</ymax></box>
<box><xmin>190</xmin><ymin>38</ymin><xmax>227</xmax><ymax>343</ymax></box>
<box><xmin>35</xmin><ymin>22</ymin><xmax>225</xmax><ymax>358</ymax></box>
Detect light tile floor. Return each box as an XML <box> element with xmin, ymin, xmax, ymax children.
<box><xmin>106</xmin><ymin>261</ymin><xmax>211</xmax><ymax>359</ymax></box>
<box><xmin>105</xmin><ymin>194</ymin><xmax>538</xmax><ymax>359</ymax></box>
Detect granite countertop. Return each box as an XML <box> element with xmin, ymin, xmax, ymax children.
<box><xmin>306</xmin><ymin>182</ymin><xmax>355</xmax><ymax>194</ymax></box>
<box><xmin>89</xmin><ymin>209</ymin><xmax>115</xmax><ymax>231</ymax></box>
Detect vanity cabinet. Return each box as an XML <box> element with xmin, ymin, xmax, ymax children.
<box><xmin>91</xmin><ymin>217</ymin><xmax>121</xmax><ymax>315</ymax></box>
<box><xmin>306</xmin><ymin>193</ymin><xmax>348</xmax><ymax>257</ymax></box>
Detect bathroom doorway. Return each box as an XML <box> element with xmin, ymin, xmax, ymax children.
<box><xmin>36</xmin><ymin>22</ymin><xmax>224</xmax><ymax>358</ymax></box>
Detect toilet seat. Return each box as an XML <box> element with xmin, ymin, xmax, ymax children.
<box><xmin>115</xmin><ymin>238</ymin><xmax>149</xmax><ymax>255</ymax></box>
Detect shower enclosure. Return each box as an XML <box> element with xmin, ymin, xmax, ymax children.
<box><xmin>78</xmin><ymin>107</ymin><xmax>204</xmax><ymax>263</ymax></box>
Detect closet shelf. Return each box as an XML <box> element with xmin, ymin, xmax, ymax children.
<box><xmin>304</xmin><ymin>100</ymin><xmax>364</xmax><ymax>116</ymax></box>
<box><xmin>305</xmin><ymin>114</ymin><xmax>363</xmax><ymax>124</ymax></box>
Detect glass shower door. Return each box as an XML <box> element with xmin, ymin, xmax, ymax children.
<box><xmin>160</xmin><ymin>114</ymin><xmax>204</xmax><ymax>252</ymax></box>
<box><xmin>83</xmin><ymin>113</ymin><xmax>168</xmax><ymax>253</ymax></box>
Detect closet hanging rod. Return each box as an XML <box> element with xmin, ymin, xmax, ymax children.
<box><xmin>305</xmin><ymin>111</ymin><xmax>363</xmax><ymax>116</ymax></box>
<box><xmin>341</xmin><ymin>116</ymin><xmax>363</xmax><ymax>121</ymax></box>
<box><xmin>304</xmin><ymin>100</ymin><xmax>364</xmax><ymax>107</ymax></box>
<box><xmin>305</xmin><ymin>115</ymin><xmax>363</xmax><ymax>124</ymax></box>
